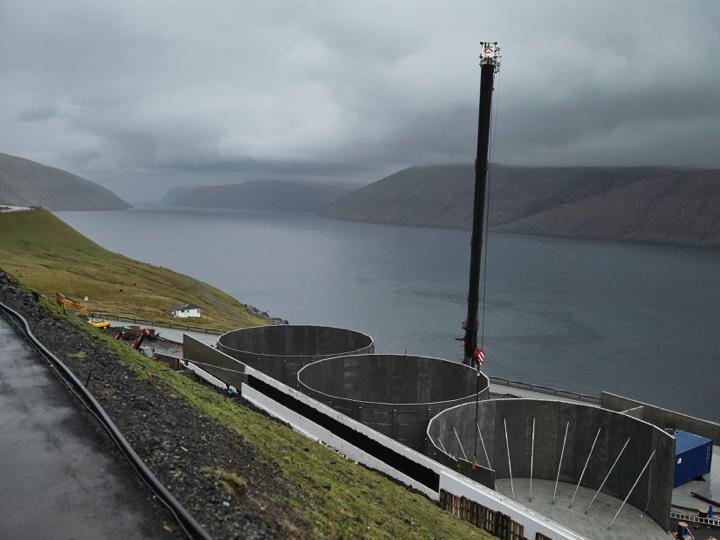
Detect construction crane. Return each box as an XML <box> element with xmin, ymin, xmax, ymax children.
<box><xmin>55</xmin><ymin>292</ymin><xmax>110</xmax><ymax>328</ymax></box>
<box><xmin>463</xmin><ymin>42</ymin><xmax>501</xmax><ymax>367</ymax></box>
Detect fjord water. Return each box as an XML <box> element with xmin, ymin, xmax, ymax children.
<box><xmin>57</xmin><ymin>208</ymin><xmax>720</xmax><ymax>420</ymax></box>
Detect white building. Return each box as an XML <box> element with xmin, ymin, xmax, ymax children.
<box><xmin>172</xmin><ymin>303</ymin><xmax>201</xmax><ymax>318</ymax></box>
<box><xmin>0</xmin><ymin>205</ymin><xmax>33</xmax><ymax>213</ymax></box>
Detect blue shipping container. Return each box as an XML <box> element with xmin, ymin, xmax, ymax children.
<box><xmin>674</xmin><ymin>431</ymin><xmax>713</xmax><ymax>488</ymax></box>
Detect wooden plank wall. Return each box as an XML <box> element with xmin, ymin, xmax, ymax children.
<box><xmin>439</xmin><ymin>489</ymin><xmax>530</xmax><ymax>540</ymax></box>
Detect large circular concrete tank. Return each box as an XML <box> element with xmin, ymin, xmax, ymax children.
<box><xmin>297</xmin><ymin>354</ymin><xmax>490</xmax><ymax>451</ymax></box>
<box><xmin>217</xmin><ymin>325</ymin><xmax>374</xmax><ymax>386</ymax></box>
<box><xmin>426</xmin><ymin>398</ymin><xmax>675</xmax><ymax>532</ymax></box>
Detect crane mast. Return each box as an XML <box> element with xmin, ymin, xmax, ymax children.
<box><xmin>463</xmin><ymin>42</ymin><xmax>500</xmax><ymax>366</ymax></box>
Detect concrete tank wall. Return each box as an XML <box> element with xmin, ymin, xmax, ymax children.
<box><xmin>297</xmin><ymin>354</ymin><xmax>490</xmax><ymax>451</ymax></box>
<box><xmin>216</xmin><ymin>325</ymin><xmax>374</xmax><ymax>386</ymax></box>
<box><xmin>426</xmin><ymin>398</ymin><xmax>675</xmax><ymax>531</ymax></box>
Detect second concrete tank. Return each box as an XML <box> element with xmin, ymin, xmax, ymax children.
<box><xmin>297</xmin><ymin>354</ymin><xmax>490</xmax><ymax>451</ymax></box>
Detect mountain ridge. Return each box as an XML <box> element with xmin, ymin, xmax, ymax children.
<box><xmin>323</xmin><ymin>164</ymin><xmax>720</xmax><ymax>247</ymax></box>
<box><xmin>0</xmin><ymin>152</ymin><xmax>129</xmax><ymax>210</ymax></box>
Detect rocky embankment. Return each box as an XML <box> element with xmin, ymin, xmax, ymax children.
<box><xmin>242</xmin><ymin>302</ymin><xmax>288</xmax><ymax>325</ymax></box>
<box><xmin>0</xmin><ymin>269</ymin><xmax>305</xmax><ymax>539</ymax></box>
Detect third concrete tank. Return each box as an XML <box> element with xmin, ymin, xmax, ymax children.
<box><xmin>426</xmin><ymin>398</ymin><xmax>675</xmax><ymax>531</ymax></box>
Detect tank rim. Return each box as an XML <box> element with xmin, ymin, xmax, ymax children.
<box><xmin>296</xmin><ymin>353</ymin><xmax>490</xmax><ymax>407</ymax></box>
<box><xmin>217</xmin><ymin>324</ymin><xmax>374</xmax><ymax>359</ymax></box>
<box><xmin>425</xmin><ymin>396</ymin><xmax>676</xmax><ymax>463</ymax></box>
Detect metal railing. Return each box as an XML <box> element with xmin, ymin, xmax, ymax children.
<box><xmin>489</xmin><ymin>375</ymin><xmax>600</xmax><ymax>404</ymax></box>
<box><xmin>90</xmin><ymin>311</ymin><xmax>225</xmax><ymax>335</ymax></box>
<box><xmin>670</xmin><ymin>511</ymin><xmax>720</xmax><ymax>529</ymax></box>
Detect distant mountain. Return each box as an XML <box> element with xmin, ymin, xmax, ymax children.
<box><xmin>163</xmin><ymin>180</ymin><xmax>355</xmax><ymax>212</ymax></box>
<box><xmin>0</xmin><ymin>152</ymin><xmax>129</xmax><ymax>210</ymax></box>
<box><xmin>324</xmin><ymin>165</ymin><xmax>720</xmax><ymax>248</ymax></box>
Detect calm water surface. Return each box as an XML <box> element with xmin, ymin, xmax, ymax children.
<box><xmin>57</xmin><ymin>208</ymin><xmax>720</xmax><ymax>420</ymax></box>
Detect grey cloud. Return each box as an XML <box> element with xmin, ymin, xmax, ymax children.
<box><xmin>0</xmin><ymin>0</ymin><xmax>718</xmax><ymax>202</ymax></box>
<box><xmin>17</xmin><ymin>103</ymin><xmax>58</xmax><ymax>123</ymax></box>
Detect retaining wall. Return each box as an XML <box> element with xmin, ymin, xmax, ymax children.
<box><xmin>184</xmin><ymin>334</ymin><xmax>246</xmax><ymax>388</ymax></box>
<box><xmin>601</xmin><ymin>392</ymin><xmax>720</xmax><ymax>444</ymax></box>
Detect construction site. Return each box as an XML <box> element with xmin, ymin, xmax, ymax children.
<box><xmin>171</xmin><ymin>318</ymin><xmax>717</xmax><ymax>540</ymax></box>
<box><xmin>3</xmin><ymin>41</ymin><xmax>718</xmax><ymax>540</ymax></box>
<box><xmin>171</xmin><ymin>42</ymin><xmax>718</xmax><ymax>539</ymax></box>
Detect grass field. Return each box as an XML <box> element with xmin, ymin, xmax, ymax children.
<box><xmin>0</xmin><ymin>209</ymin><xmax>265</xmax><ymax>330</ymax></box>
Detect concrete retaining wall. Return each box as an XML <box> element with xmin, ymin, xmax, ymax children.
<box><xmin>183</xmin><ymin>334</ymin><xmax>246</xmax><ymax>388</ymax></box>
<box><xmin>297</xmin><ymin>354</ymin><xmax>489</xmax><ymax>451</ymax></box>
<box><xmin>217</xmin><ymin>325</ymin><xmax>374</xmax><ymax>387</ymax></box>
<box><xmin>427</xmin><ymin>398</ymin><xmax>675</xmax><ymax>531</ymax></box>
<box><xmin>602</xmin><ymin>392</ymin><xmax>720</xmax><ymax>444</ymax></box>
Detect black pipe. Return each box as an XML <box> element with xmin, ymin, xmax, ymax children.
<box><xmin>0</xmin><ymin>302</ymin><xmax>212</xmax><ymax>540</ymax></box>
<box><xmin>464</xmin><ymin>61</ymin><xmax>496</xmax><ymax>365</ymax></box>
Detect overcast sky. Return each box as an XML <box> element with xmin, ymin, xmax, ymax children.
<box><xmin>1</xmin><ymin>1</ymin><xmax>719</xmax><ymax>201</ymax></box>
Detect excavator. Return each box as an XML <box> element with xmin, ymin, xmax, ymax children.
<box><xmin>55</xmin><ymin>292</ymin><xmax>111</xmax><ymax>328</ymax></box>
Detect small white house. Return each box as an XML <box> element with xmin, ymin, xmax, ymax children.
<box><xmin>172</xmin><ymin>303</ymin><xmax>201</xmax><ymax>318</ymax></box>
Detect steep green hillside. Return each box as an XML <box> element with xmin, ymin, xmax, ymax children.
<box><xmin>0</xmin><ymin>152</ymin><xmax>129</xmax><ymax>210</ymax></box>
<box><xmin>0</xmin><ymin>209</ymin><xmax>264</xmax><ymax>329</ymax></box>
<box><xmin>324</xmin><ymin>165</ymin><xmax>720</xmax><ymax>247</ymax></box>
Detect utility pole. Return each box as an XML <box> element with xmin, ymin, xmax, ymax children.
<box><xmin>463</xmin><ymin>42</ymin><xmax>500</xmax><ymax>366</ymax></box>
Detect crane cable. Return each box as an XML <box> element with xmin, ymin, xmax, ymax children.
<box><xmin>480</xmin><ymin>74</ymin><xmax>501</xmax><ymax>351</ymax></box>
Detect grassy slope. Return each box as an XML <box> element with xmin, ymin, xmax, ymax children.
<box><xmin>0</xmin><ymin>209</ymin><xmax>265</xmax><ymax>330</ymax></box>
<box><xmin>37</xmin><ymin>289</ymin><xmax>493</xmax><ymax>539</ymax></box>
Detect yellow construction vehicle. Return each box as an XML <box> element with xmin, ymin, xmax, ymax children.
<box><xmin>55</xmin><ymin>292</ymin><xmax>110</xmax><ymax>328</ymax></box>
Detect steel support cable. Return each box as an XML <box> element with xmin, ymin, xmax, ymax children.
<box><xmin>476</xmin><ymin>423</ymin><xmax>491</xmax><ymax>469</ymax></box>
<box><xmin>473</xmin><ymin>368</ymin><xmax>480</xmax><ymax>459</ymax></box>
<box><xmin>0</xmin><ymin>302</ymin><xmax>212</xmax><ymax>540</ymax></box>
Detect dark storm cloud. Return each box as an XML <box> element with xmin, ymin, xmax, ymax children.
<box><xmin>0</xmin><ymin>0</ymin><xmax>718</xmax><ymax>200</ymax></box>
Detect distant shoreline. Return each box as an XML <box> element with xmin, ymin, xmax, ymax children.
<box><xmin>323</xmin><ymin>212</ymin><xmax>720</xmax><ymax>251</ymax></box>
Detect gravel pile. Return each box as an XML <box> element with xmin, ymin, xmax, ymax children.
<box><xmin>0</xmin><ymin>270</ymin><xmax>306</xmax><ymax>539</ymax></box>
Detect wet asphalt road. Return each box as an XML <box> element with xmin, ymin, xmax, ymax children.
<box><xmin>0</xmin><ymin>317</ymin><xmax>170</xmax><ymax>539</ymax></box>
